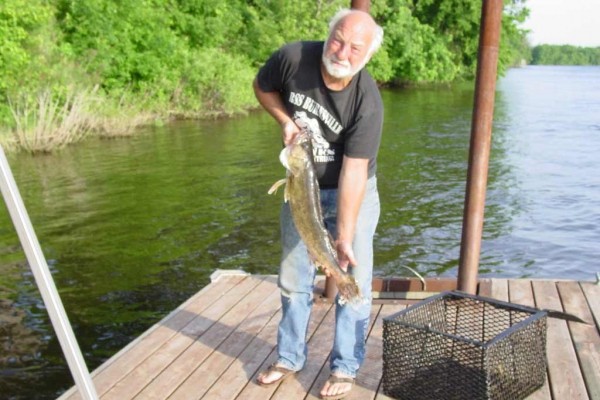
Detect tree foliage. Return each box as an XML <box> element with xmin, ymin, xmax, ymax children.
<box><xmin>531</xmin><ymin>45</ymin><xmax>600</xmax><ymax>65</ymax></box>
<box><xmin>1</xmin><ymin>0</ymin><xmax>532</xmax><ymax>140</ymax></box>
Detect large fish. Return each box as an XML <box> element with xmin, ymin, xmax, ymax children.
<box><xmin>269</xmin><ymin>130</ymin><xmax>362</xmax><ymax>304</ymax></box>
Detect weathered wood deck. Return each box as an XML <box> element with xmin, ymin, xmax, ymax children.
<box><xmin>57</xmin><ymin>272</ymin><xmax>600</xmax><ymax>400</ymax></box>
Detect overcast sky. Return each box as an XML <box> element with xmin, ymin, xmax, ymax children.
<box><xmin>521</xmin><ymin>0</ymin><xmax>600</xmax><ymax>47</ymax></box>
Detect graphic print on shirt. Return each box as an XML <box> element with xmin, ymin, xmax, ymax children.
<box><xmin>293</xmin><ymin>111</ymin><xmax>336</xmax><ymax>163</ymax></box>
<box><xmin>288</xmin><ymin>91</ymin><xmax>344</xmax><ymax>135</ymax></box>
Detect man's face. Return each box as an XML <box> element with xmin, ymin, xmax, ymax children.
<box><xmin>322</xmin><ymin>17</ymin><xmax>373</xmax><ymax>79</ymax></box>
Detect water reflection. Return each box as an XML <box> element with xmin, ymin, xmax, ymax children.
<box><xmin>1</xmin><ymin>67</ymin><xmax>599</xmax><ymax>398</ymax></box>
<box><xmin>376</xmin><ymin>85</ymin><xmax>474</xmax><ymax>277</ymax></box>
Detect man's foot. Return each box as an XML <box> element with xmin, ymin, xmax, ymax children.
<box><xmin>256</xmin><ymin>364</ymin><xmax>296</xmax><ymax>386</ymax></box>
<box><xmin>320</xmin><ymin>373</ymin><xmax>354</xmax><ymax>399</ymax></box>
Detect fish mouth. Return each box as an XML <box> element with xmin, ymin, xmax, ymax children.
<box><xmin>279</xmin><ymin>146</ymin><xmax>291</xmax><ymax>171</ymax></box>
<box><xmin>294</xmin><ymin>130</ymin><xmax>311</xmax><ymax>144</ymax></box>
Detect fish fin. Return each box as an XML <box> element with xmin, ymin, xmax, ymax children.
<box><xmin>268</xmin><ymin>178</ymin><xmax>287</xmax><ymax>195</ymax></box>
<box><xmin>283</xmin><ymin>179</ymin><xmax>290</xmax><ymax>202</ymax></box>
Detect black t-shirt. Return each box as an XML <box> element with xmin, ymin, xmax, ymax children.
<box><xmin>256</xmin><ymin>41</ymin><xmax>383</xmax><ymax>188</ymax></box>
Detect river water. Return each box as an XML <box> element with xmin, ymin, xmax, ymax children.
<box><xmin>1</xmin><ymin>66</ymin><xmax>599</xmax><ymax>398</ymax></box>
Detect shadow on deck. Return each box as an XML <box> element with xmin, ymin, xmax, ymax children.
<box><xmin>57</xmin><ymin>272</ymin><xmax>599</xmax><ymax>400</ymax></box>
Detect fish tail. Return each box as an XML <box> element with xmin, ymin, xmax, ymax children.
<box><xmin>336</xmin><ymin>274</ymin><xmax>362</xmax><ymax>304</ymax></box>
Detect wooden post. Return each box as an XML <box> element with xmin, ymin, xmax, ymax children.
<box><xmin>457</xmin><ymin>0</ymin><xmax>503</xmax><ymax>294</ymax></box>
<box><xmin>351</xmin><ymin>0</ymin><xmax>370</xmax><ymax>12</ymax></box>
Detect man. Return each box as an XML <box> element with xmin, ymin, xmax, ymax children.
<box><xmin>253</xmin><ymin>9</ymin><xmax>384</xmax><ymax>400</ymax></box>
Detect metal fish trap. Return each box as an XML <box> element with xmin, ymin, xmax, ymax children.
<box><xmin>382</xmin><ymin>291</ymin><xmax>547</xmax><ymax>400</ymax></box>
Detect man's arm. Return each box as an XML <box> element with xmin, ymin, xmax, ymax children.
<box><xmin>336</xmin><ymin>155</ymin><xmax>369</xmax><ymax>270</ymax></box>
<box><xmin>253</xmin><ymin>78</ymin><xmax>299</xmax><ymax>145</ymax></box>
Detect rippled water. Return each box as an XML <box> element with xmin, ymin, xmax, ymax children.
<box><xmin>0</xmin><ymin>66</ymin><xmax>598</xmax><ymax>398</ymax></box>
<box><xmin>486</xmin><ymin>66</ymin><xmax>600</xmax><ymax>278</ymax></box>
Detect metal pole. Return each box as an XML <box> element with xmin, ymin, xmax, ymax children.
<box><xmin>0</xmin><ymin>146</ymin><xmax>98</xmax><ymax>400</ymax></box>
<box><xmin>457</xmin><ymin>0</ymin><xmax>503</xmax><ymax>294</ymax></box>
<box><xmin>351</xmin><ymin>0</ymin><xmax>370</xmax><ymax>12</ymax></box>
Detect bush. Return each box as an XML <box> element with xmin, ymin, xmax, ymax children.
<box><xmin>1</xmin><ymin>0</ymin><xmax>532</xmax><ymax>152</ymax></box>
<box><xmin>172</xmin><ymin>48</ymin><xmax>257</xmax><ymax>117</ymax></box>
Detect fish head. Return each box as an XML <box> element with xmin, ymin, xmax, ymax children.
<box><xmin>280</xmin><ymin>132</ymin><xmax>313</xmax><ymax>175</ymax></box>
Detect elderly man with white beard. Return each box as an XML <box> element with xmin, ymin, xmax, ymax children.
<box><xmin>253</xmin><ymin>9</ymin><xmax>384</xmax><ymax>400</ymax></box>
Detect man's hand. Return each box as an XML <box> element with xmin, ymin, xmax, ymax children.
<box><xmin>335</xmin><ymin>239</ymin><xmax>358</xmax><ymax>272</ymax></box>
<box><xmin>281</xmin><ymin>120</ymin><xmax>300</xmax><ymax>146</ymax></box>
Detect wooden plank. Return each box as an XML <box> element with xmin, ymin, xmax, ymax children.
<box><xmin>352</xmin><ymin>305</ymin><xmax>402</xmax><ymax>400</ymax></box>
<box><xmin>233</xmin><ymin>300</ymin><xmax>333</xmax><ymax>400</ymax></box>
<box><xmin>478</xmin><ymin>278</ymin><xmax>493</xmax><ymax>297</ymax></box>
<box><xmin>101</xmin><ymin>275</ymin><xmax>265</xmax><ymax>400</ymax></box>
<box><xmin>133</xmin><ymin>276</ymin><xmax>279</xmax><ymax>399</ymax></box>
<box><xmin>507</xmin><ymin>279</ymin><xmax>552</xmax><ymax>400</ymax></box>
<box><xmin>356</xmin><ymin>304</ymin><xmax>405</xmax><ymax>400</ymax></box>
<box><xmin>508</xmin><ymin>279</ymin><xmax>535</xmax><ymax>307</ymax></box>
<box><xmin>557</xmin><ymin>281</ymin><xmax>600</xmax><ymax>400</ymax></box>
<box><xmin>580</xmin><ymin>282</ymin><xmax>600</xmax><ymax>330</ymax></box>
<box><xmin>489</xmin><ymin>278</ymin><xmax>509</xmax><ymax>301</ymax></box>
<box><xmin>166</xmin><ymin>278</ymin><xmax>281</xmax><ymax>399</ymax></box>
<box><xmin>532</xmin><ymin>280</ymin><xmax>589</xmax><ymax>400</ymax></box>
<box><xmin>374</xmin><ymin>391</ymin><xmax>396</xmax><ymax>400</ymax></box>
<box><xmin>58</xmin><ymin>274</ymin><xmax>249</xmax><ymax>400</ymax></box>
<box><xmin>198</xmin><ymin>307</ymin><xmax>282</xmax><ymax>400</ymax></box>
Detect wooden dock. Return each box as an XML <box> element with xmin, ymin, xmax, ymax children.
<box><xmin>57</xmin><ymin>272</ymin><xmax>600</xmax><ymax>400</ymax></box>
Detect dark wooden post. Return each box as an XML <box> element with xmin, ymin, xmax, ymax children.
<box><xmin>351</xmin><ymin>0</ymin><xmax>370</xmax><ymax>12</ymax></box>
<box><xmin>325</xmin><ymin>0</ymin><xmax>372</xmax><ymax>301</ymax></box>
<box><xmin>457</xmin><ymin>0</ymin><xmax>504</xmax><ymax>294</ymax></box>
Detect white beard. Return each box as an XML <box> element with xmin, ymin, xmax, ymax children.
<box><xmin>321</xmin><ymin>53</ymin><xmax>369</xmax><ymax>80</ymax></box>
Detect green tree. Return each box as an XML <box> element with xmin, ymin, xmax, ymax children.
<box><xmin>57</xmin><ymin>0</ymin><xmax>186</xmax><ymax>93</ymax></box>
<box><xmin>501</xmin><ymin>0</ymin><xmax>531</xmax><ymax>68</ymax></box>
<box><xmin>410</xmin><ymin>0</ymin><xmax>481</xmax><ymax>78</ymax></box>
<box><xmin>0</xmin><ymin>0</ymin><xmax>84</xmax><ymax>127</ymax></box>
<box><xmin>0</xmin><ymin>1</ymin><xmax>52</xmax><ymax>94</ymax></box>
<box><xmin>1</xmin><ymin>0</ymin><xmax>533</xmax><ymax>151</ymax></box>
<box><xmin>531</xmin><ymin>44</ymin><xmax>600</xmax><ymax>65</ymax></box>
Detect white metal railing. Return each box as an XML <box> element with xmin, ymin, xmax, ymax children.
<box><xmin>0</xmin><ymin>145</ymin><xmax>98</xmax><ymax>400</ymax></box>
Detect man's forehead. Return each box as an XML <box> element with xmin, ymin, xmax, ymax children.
<box><xmin>332</xmin><ymin>19</ymin><xmax>372</xmax><ymax>44</ymax></box>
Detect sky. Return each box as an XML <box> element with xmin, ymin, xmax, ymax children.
<box><xmin>521</xmin><ymin>0</ymin><xmax>600</xmax><ymax>47</ymax></box>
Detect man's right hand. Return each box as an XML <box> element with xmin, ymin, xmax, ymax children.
<box><xmin>281</xmin><ymin>120</ymin><xmax>300</xmax><ymax>146</ymax></box>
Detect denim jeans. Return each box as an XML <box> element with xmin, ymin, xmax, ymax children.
<box><xmin>276</xmin><ymin>176</ymin><xmax>380</xmax><ymax>378</ymax></box>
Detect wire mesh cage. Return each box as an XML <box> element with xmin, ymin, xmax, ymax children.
<box><xmin>382</xmin><ymin>291</ymin><xmax>548</xmax><ymax>400</ymax></box>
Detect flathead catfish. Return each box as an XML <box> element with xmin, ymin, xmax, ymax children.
<box><xmin>269</xmin><ymin>131</ymin><xmax>362</xmax><ymax>304</ymax></box>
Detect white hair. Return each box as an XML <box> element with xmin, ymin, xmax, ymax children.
<box><xmin>327</xmin><ymin>9</ymin><xmax>384</xmax><ymax>55</ymax></box>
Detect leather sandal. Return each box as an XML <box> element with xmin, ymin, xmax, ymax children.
<box><xmin>256</xmin><ymin>364</ymin><xmax>296</xmax><ymax>386</ymax></box>
<box><xmin>321</xmin><ymin>374</ymin><xmax>355</xmax><ymax>400</ymax></box>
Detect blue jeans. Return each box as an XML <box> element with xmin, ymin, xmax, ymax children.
<box><xmin>276</xmin><ymin>176</ymin><xmax>380</xmax><ymax>378</ymax></box>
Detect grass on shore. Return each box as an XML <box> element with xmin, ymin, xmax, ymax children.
<box><xmin>7</xmin><ymin>88</ymin><xmax>94</xmax><ymax>153</ymax></box>
<box><xmin>0</xmin><ymin>83</ymin><xmax>255</xmax><ymax>154</ymax></box>
<box><xmin>0</xmin><ymin>87</ymin><xmax>166</xmax><ymax>154</ymax></box>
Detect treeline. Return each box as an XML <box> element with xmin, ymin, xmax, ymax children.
<box><xmin>0</xmin><ymin>0</ymin><xmax>529</xmax><ymax>152</ymax></box>
<box><xmin>530</xmin><ymin>44</ymin><xmax>600</xmax><ymax>65</ymax></box>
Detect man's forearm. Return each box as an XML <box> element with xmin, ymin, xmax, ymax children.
<box><xmin>253</xmin><ymin>78</ymin><xmax>292</xmax><ymax>126</ymax></box>
<box><xmin>336</xmin><ymin>156</ymin><xmax>369</xmax><ymax>244</ymax></box>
